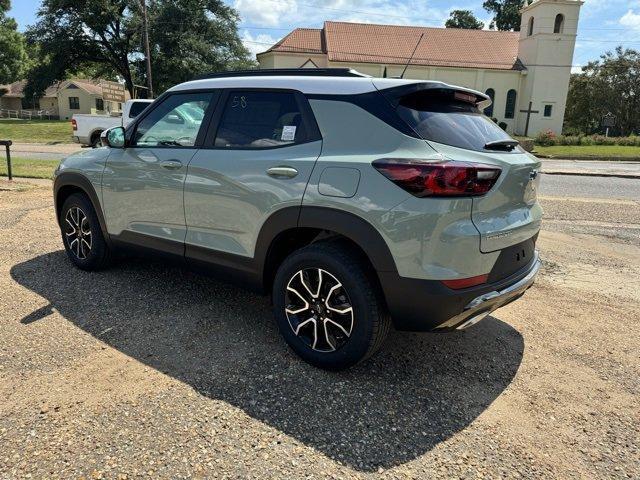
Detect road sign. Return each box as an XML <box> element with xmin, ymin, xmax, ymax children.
<box><xmin>101</xmin><ymin>81</ymin><xmax>126</xmax><ymax>103</ymax></box>
<box><xmin>601</xmin><ymin>112</ymin><xmax>615</xmax><ymax>128</ymax></box>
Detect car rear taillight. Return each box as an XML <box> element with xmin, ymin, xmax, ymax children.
<box><xmin>441</xmin><ymin>274</ymin><xmax>489</xmax><ymax>290</ymax></box>
<box><xmin>372</xmin><ymin>159</ymin><xmax>501</xmax><ymax>197</ymax></box>
<box><xmin>71</xmin><ymin>119</ymin><xmax>77</xmax><ymax>131</ymax></box>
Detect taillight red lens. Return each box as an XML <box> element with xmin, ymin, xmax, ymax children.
<box><xmin>71</xmin><ymin>119</ymin><xmax>77</xmax><ymax>131</ymax></box>
<box><xmin>372</xmin><ymin>159</ymin><xmax>501</xmax><ymax>197</ymax></box>
<box><xmin>441</xmin><ymin>274</ymin><xmax>489</xmax><ymax>290</ymax></box>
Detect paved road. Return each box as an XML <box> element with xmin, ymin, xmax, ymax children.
<box><xmin>539</xmin><ymin>173</ymin><xmax>640</xmax><ymax>201</ymax></box>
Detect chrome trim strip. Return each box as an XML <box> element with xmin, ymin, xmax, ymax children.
<box><xmin>437</xmin><ymin>252</ymin><xmax>541</xmax><ymax>330</ymax></box>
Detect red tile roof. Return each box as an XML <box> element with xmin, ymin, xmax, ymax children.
<box><xmin>260</xmin><ymin>21</ymin><xmax>524</xmax><ymax>71</ymax></box>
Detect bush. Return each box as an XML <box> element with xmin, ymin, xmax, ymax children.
<box><xmin>498</xmin><ymin>121</ymin><xmax>508</xmax><ymax>131</ymax></box>
<box><xmin>533</xmin><ymin>132</ymin><xmax>640</xmax><ymax>147</ymax></box>
<box><xmin>535</xmin><ymin>129</ymin><xmax>557</xmax><ymax>146</ymax></box>
<box><xmin>558</xmin><ymin>135</ymin><xmax>582</xmax><ymax>146</ymax></box>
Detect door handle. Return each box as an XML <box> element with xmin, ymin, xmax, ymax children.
<box><xmin>160</xmin><ymin>159</ymin><xmax>183</xmax><ymax>170</ymax></box>
<box><xmin>266</xmin><ymin>166</ymin><xmax>298</xmax><ymax>179</ymax></box>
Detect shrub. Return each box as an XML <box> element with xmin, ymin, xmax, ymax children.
<box><xmin>491</xmin><ymin>117</ymin><xmax>498</xmax><ymax>124</ymax></box>
<box><xmin>581</xmin><ymin>136</ymin><xmax>595</xmax><ymax>145</ymax></box>
<box><xmin>535</xmin><ymin>129</ymin><xmax>557</xmax><ymax>146</ymax></box>
<box><xmin>498</xmin><ymin>122</ymin><xmax>508</xmax><ymax>131</ymax></box>
<box><xmin>558</xmin><ymin>135</ymin><xmax>582</xmax><ymax>146</ymax></box>
<box><xmin>592</xmin><ymin>135</ymin><xmax>615</xmax><ymax>145</ymax></box>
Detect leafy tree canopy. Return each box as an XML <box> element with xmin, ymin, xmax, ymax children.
<box><xmin>25</xmin><ymin>0</ymin><xmax>252</xmax><ymax>99</ymax></box>
<box><xmin>0</xmin><ymin>0</ymin><xmax>28</xmax><ymax>85</ymax></box>
<box><xmin>483</xmin><ymin>0</ymin><xmax>525</xmax><ymax>31</ymax></box>
<box><xmin>564</xmin><ymin>47</ymin><xmax>640</xmax><ymax>136</ymax></box>
<box><xmin>445</xmin><ymin>10</ymin><xmax>484</xmax><ymax>30</ymax></box>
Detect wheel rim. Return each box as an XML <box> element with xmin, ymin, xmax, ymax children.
<box><xmin>284</xmin><ymin>268</ymin><xmax>354</xmax><ymax>352</ymax></box>
<box><xmin>64</xmin><ymin>206</ymin><xmax>92</xmax><ymax>260</ymax></box>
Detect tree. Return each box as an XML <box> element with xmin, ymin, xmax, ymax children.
<box><xmin>445</xmin><ymin>10</ymin><xmax>484</xmax><ymax>30</ymax></box>
<box><xmin>25</xmin><ymin>0</ymin><xmax>252</xmax><ymax>99</ymax></box>
<box><xmin>564</xmin><ymin>47</ymin><xmax>640</xmax><ymax>136</ymax></box>
<box><xmin>483</xmin><ymin>0</ymin><xmax>525</xmax><ymax>31</ymax></box>
<box><xmin>0</xmin><ymin>0</ymin><xmax>28</xmax><ymax>84</ymax></box>
<box><xmin>141</xmin><ymin>0</ymin><xmax>254</xmax><ymax>94</ymax></box>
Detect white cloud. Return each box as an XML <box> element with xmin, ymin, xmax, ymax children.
<box><xmin>234</xmin><ymin>0</ymin><xmax>298</xmax><ymax>27</ymax></box>
<box><xmin>571</xmin><ymin>65</ymin><xmax>583</xmax><ymax>74</ymax></box>
<box><xmin>620</xmin><ymin>9</ymin><xmax>640</xmax><ymax>30</ymax></box>
<box><xmin>241</xmin><ymin>30</ymin><xmax>280</xmax><ymax>59</ymax></box>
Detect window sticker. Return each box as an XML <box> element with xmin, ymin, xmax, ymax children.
<box><xmin>281</xmin><ymin>125</ymin><xmax>297</xmax><ymax>141</ymax></box>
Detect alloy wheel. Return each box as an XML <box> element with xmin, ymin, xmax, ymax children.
<box><xmin>65</xmin><ymin>206</ymin><xmax>92</xmax><ymax>260</ymax></box>
<box><xmin>284</xmin><ymin>268</ymin><xmax>354</xmax><ymax>352</ymax></box>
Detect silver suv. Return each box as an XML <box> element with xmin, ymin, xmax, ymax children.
<box><xmin>53</xmin><ymin>69</ymin><xmax>542</xmax><ymax>370</ymax></box>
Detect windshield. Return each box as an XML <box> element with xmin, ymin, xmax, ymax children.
<box><xmin>396</xmin><ymin>91</ymin><xmax>521</xmax><ymax>153</ymax></box>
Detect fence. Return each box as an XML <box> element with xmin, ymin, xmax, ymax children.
<box><xmin>0</xmin><ymin>109</ymin><xmax>57</xmax><ymax>120</ymax></box>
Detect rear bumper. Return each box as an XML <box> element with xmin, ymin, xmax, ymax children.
<box><xmin>379</xmin><ymin>252</ymin><xmax>541</xmax><ymax>331</ymax></box>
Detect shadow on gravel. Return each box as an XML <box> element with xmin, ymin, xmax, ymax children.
<box><xmin>11</xmin><ymin>251</ymin><xmax>524</xmax><ymax>472</ymax></box>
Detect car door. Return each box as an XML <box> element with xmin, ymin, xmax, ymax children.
<box><xmin>102</xmin><ymin>91</ymin><xmax>217</xmax><ymax>253</ymax></box>
<box><xmin>184</xmin><ymin>89</ymin><xmax>322</xmax><ymax>260</ymax></box>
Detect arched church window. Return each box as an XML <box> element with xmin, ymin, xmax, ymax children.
<box><xmin>528</xmin><ymin>17</ymin><xmax>534</xmax><ymax>36</ymax></box>
<box><xmin>554</xmin><ymin>14</ymin><xmax>565</xmax><ymax>33</ymax></box>
<box><xmin>505</xmin><ymin>90</ymin><xmax>517</xmax><ymax>119</ymax></box>
<box><xmin>484</xmin><ymin>88</ymin><xmax>495</xmax><ymax>117</ymax></box>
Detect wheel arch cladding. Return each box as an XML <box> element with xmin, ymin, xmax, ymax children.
<box><xmin>54</xmin><ymin>172</ymin><xmax>111</xmax><ymax>246</ymax></box>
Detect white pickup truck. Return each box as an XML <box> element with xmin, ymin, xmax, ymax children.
<box><xmin>71</xmin><ymin>99</ymin><xmax>153</xmax><ymax>147</ymax></box>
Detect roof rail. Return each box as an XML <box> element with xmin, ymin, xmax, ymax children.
<box><xmin>193</xmin><ymin>68</ymin><xmax>369</xmax><ymax>80</ymax></box>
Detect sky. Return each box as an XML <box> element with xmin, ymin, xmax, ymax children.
<box><xmin>8</xmin><ymin>0</ymin><xmax>640</xmax><ymax>71</ymax></box>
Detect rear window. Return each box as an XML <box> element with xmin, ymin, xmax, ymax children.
<box><xmin>396</xmin><ymin>91</ymin><xmax>520</xmax><ymax>152</ymax></box>
<box><xmin>129</xmin><ymin>101</ymin><xmax>150</xmax><ymax>118</ymax></box>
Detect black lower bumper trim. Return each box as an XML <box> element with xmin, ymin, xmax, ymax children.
<box><xmin>379</xmin><ymin>253</ymin><xmax>541</xmax><ymax>332</ymax></box>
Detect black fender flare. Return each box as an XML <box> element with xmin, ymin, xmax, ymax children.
<box><xmin>53</xmin><ymin>172</ymin><xmax>111</xmax><ymax>246</ymax></box>
<box><xmin>254</xmin><ymin>205</ymin><xmax>397</xmax><ymax>285</ymax></box>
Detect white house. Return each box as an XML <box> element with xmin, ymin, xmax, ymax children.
<box><xmin>257</xmin><ymin>0</ymin><xmax>583</xmax><ymax>136</ymax></box>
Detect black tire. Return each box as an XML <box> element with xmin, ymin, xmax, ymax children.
<box><xmin>60</xmin><ymin>193</ymin><xmax>111</xmax><ymax>271</ymax></box>
<box><xmin>272</xmin><ymin>241</ymin><xmax>391</xmax><ymax>370</ymax></box>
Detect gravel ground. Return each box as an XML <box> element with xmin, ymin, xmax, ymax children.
<box><xmin>0</xmin><ymin>184</ymin><xmax>638</xmax><ymax>479</ymax></box>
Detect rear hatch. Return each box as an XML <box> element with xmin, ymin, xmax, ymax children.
<box><xmin>379</xmin><ymin>81</ymin><xmax>542</xmax><ymax>253</ymax></box>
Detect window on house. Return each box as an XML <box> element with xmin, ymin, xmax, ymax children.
<box><xmin>505</xmin><ymin>90</ymin><xmax>517</xmax><ymax>119</ymax></box>
<box><xmin>554</xmin><ymin>14</ymin><xmax>565</xmax><ymax>34</ymax></box>
<box><xmin>484</xmin><ymin>88</ymin><xmax>495</xmax><ymax>117</ymax></box>
<box><xmin>21</xmin><ymin>97</ymin><xmax>39</xmax><ymax>110</ymax></box>
<box><xmin>69</xmin><ymin>97</ymin><xmax>80</xmax><ymax>110</ymax></box>
<box><xmin>544</xmin><ymin>105</ymin><xmax>553</xmax><ymax>117</ymax></box>
<box><xmin>528</xmin><ymin>17</ymin><xmax>534</xmax><ymax>36</ymax></box>
<box><xmin>96</xmin><ymin>98</ymin><xmax>104</xmax><ymax>111</ymax></box>
<box><xmin>214</xmin><ymin>91</ymin><xmax>311</xmax><ymax>149</ymax></box>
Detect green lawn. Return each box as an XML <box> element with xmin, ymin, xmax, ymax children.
<box><xmin>533</xmin><ymin>145</ymin><xmax>640</xmax><ymax>159</ymax></box>
<box><xmin>0</xmin><ymin>119</ymin><xmax>73</xmax><ymax>144</ymax></box>
<box><xmin>0</xmin><ymin>158</ymin><xmax>57</xmax><ymax>179</ymax></box>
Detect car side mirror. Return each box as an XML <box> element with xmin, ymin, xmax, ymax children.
<box><xmin>165</xmin><ymin>113</ymin><xmax>184</xmax><ymax>125</ymax></box>
<box><xmin>102</xmin><ymin>126</ymin><xmax>126</xmax><ymax>148</ymax></box>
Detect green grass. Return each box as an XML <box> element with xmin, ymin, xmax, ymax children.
<box><xmin>0</xmin><ymin>119</ymin><xmax>73</xmax><ymax>144</ymax></box>
<box><xmin>534</xmin><ymin>145</ymin><xmax>640</xmax><ymax>159</ymax></box>
<box><xmin>0</xmin><ymin>158</ymin><xmax>57</xmax><ymax>179</ymax></box>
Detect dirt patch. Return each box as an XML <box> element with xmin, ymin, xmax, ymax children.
<box><xmin>1</xmin><ymin>185</ymin><xmax>638</xmax><ymax>479</ymax></box>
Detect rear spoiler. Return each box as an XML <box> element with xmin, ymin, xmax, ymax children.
<box><xmin>373</xmin><ymin>81</ymin><xmax>491</xmax><ymax>110</ymax></box>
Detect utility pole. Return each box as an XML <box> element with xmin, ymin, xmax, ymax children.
<box><xmin>140</xmin><ymin>0</ymin><xmax>153</xmax><ymax>98</ymax></box>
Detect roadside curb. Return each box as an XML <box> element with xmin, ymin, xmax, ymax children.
<box><xmin>536</xmin><ymin>155</ymin><xmax>640</xmax><ymax>162</ymax></box>
<box><xmin>541</xmin><ymin>170</ymin><xmax>640</xmax><ymax>180</ymax></box>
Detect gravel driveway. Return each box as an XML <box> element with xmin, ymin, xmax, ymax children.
<box><xmin>0</xmin><ymin>183</ymin><xmax>638</xmax><ymax>479</ymax></box>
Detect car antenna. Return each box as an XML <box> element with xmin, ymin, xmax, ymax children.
<box><xmin>400</xmin><ymin>33</ymin><xmax>424</xmax><ymax>79</ymax></box>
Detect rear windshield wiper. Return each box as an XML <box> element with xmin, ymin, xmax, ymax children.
<box><xmin>484</xmin><ymin>140</ymin><xmax>520</xmax><ymax>152</ymax></box>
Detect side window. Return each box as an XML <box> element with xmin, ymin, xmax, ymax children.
<box><xmin>214</xmin><ymin>91</ymin><xmax>308</xmax><ymax>149</ymax></box>
<box><xmin>69</xmin><ymin>97</ymin><xmax>80</xmax><ymax>110</ymax></box>
<box><xmin>134</xmin><ymin>93</ymin><xmax>213</xmax><ymax>147</ymax></box>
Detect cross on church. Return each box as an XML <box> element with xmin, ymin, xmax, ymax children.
<box><xmin>519</xmin><ymin>101</ymin><xmax>539</xmax><ymax>137</ymax></box>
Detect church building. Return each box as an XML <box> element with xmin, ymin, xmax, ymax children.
<box><xmin>257</xmin><ymin>0</ymin><xmax>583</xmax><ymax>136</ymax></box>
